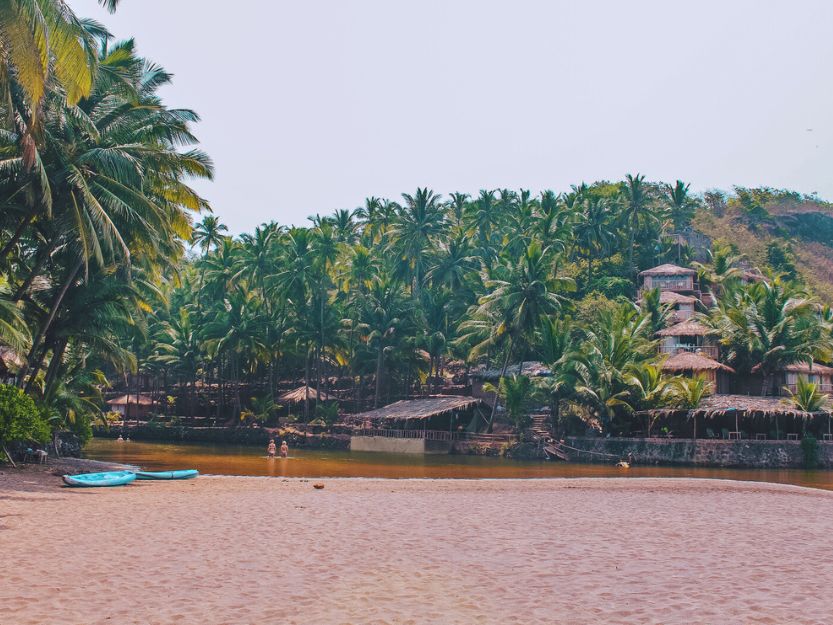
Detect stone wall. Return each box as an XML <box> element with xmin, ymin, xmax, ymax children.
<box><xmin>565</xmin><ymin>436</ymin><xmax>833</xmax><ymax>469</ymax></box>
<box><xmin>350</xmin><ymin>436</ymin><xmax>451</xmax><ymax>454</ymax></box>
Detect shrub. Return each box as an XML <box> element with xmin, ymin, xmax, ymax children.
<box><xmin>0</xmin><ymin>384</ymin><xmax>49</xmax><ymax>460</ymax></box>
<box><xmin>801</xmin><ymin>435</ymin><xmax>819</xmax><ymax>469</ymax></box>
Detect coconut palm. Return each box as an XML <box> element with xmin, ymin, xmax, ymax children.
<box><xmin>483</xmin><ymin>375</ymin><xmax>536</xmax><ymax>431</ymax></box>
<box><xmin>461</xmin><ymin>241</ymin><xmax>573</xmax><ymax>429</ymax></box>
<box><xmin>621</xmin><ymin>173</ymin><xmax>657</xmax><ymax>274</ymax></box>
<box><xmin>387</xmin><ymin>187</ymin><xmax>446</xmax><ymax>295</ymax></box>
<box><xmin>193</xmin><ymin>215</ymin><xmax>228</xmax><ymax>255</ymax></box>
<box><xmin>664</xmin><ymin>180</ymin><xmax>696</xmax><ymax>231</ymax></box>
<box><xmin>786</xmin><ymin>376</ymin><xmax>830</xmax><ymax>413</ymax></box>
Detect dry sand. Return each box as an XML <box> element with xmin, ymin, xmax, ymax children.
<box><xmin>2</xmin><ymin>474</ymin><xmax>833</xmax><ymax>625</ymax></box>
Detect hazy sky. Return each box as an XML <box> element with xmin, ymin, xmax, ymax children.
<box><xmin>74</xmin><ymin>0</ymin><xmax>833</xmax><ymax>233</ymax></box>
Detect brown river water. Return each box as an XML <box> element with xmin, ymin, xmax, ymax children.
<box><xmin>85</xmin><ymin>438</ymin><xmax>833</xmax><ymax>490</ymax></box>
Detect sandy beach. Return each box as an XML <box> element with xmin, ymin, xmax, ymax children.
<box><xmin>2</xmin><ymin>474</ymin><xmax>833</xmax><ymax>625</ymax></box>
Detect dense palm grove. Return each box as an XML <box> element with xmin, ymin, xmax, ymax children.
<box><xmin>2</xmin><ymin>1</ymin><xmax>833</xmax><ymax>458</ymax></box>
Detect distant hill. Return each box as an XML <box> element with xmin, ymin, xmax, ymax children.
<box><xmin>692</xmin><ymin>188</ymin><xmax>833</xmax><ymax>303</ymax></box>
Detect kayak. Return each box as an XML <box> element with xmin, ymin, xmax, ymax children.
<box><xmin>135</xmin><ymin>469</ymin><xmax>199</xmax><ymax>480</ymax></box>
<box><xmin>62</xmin><ymin>470</ymin><xmax>137</xmax><ymax>487</ymax></box>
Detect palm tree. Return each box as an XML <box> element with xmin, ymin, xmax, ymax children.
<box><xmin>786</xmin><ymin>376</ymin><xmax>830</xmax><ymax>413</ymax></box>
<box><xmin>705</xmin><ymin>279</ymin><xmax>826</xmax><ymax>394</ymax></box>
<box><xmin>692</xmin><ymin>243</ymin><xmax>744</xmax><ymax>298</ymax></box>
<box><xmin>621</xmin><ymin>173</ymin><xmax>657</xmax><ymax>274</ymax></box>
<box><xmin>358</xmin><ymin>276</ymin><xmax>411</xmax><ymax>407</ymax></box>
<box><xmin>14</xmin><ymin>42</ymin><xmax>212</xmax><ymax>388</ymax></box>
<box><xmin>664</xmin><ymin>180</ymin><xmax>696</xmax><ymax>231</ymax></box>
<box><xmin>483</xmin><ymin>375</ymin><xmax>535</xmax><ymax>431</ymax></box>
<box><xmin>626</xmin><ymin>362</ymin><xmax>678</xmax><ymax>435</ymax></box>
<box><xmin>193</xmin><ymin>216</ymin><xmax>228</xmax><ymax>255</ymax></box>
<box><xmin>0</xmin><ymin>275</ymin><xmax>30</xmax><ymax>353</ymax></box>
<box><xmin>568</xmin><ymin>303</ymin><xmax>657</xmax><ymax>432</ymax></box>
<box><xmin>573</xmin><ymin>196</ymin><xmax>614</xmax><ymax>285</ymax></box>
<box><xmin>0</xmin><ymin>0</ymin><xmax>116</xmax><ymax>119</ymax></box>
<box><xmin>387</xmin><ymin>187</ymin><xmax>446</xmax><ymax>295</ymax></box>
<box><xmin>461</xmin><ymin>241</ymin><xmax>573</xmax><ymax>429</ymax></box>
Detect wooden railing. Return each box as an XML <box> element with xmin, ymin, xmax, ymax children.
<box><xmin>352</xmin><ymin>428</ymin><xmax>516</xmax><ymax>443</ymax></box>
<box><xmin>660</xmin><ymin>344</ymin><xmax>719</xmax><ymax>359</ymax></box>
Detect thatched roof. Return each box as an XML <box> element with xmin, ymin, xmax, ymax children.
<box><xmin>107</xmin><ymin>394</ymin><xmax>155</xmax><ymax>406</ymax></box>
<box><xmin>751</xmin><ymin>361</ymin><xmax>833</xmax><ymax>376</ymax></box>
<box><xmin>348</xmin><ymin>395</ymin><xmax>482</xmax><ymax>422</ymax></box>
<box><xmin>278</xmin><ymin>386</ymin><xmax>335</xmax><ymax>403</ymax></box>
<box><xmin>661</xmin><ymin>351</ymin><xmax>735</xmax><ymax>373</ymax></box>
<box><xmin>471</xmin><ymin>361</ymin><xmax>551</xmax><ymax>380</ymax></box>
<box><xmin>659</xmin><ymin>291</ymin><xmax>698</xmax><ymax>305</ymax></box>
<box><xmin>639</xmin><ymin>263</ymin><xmax>697</xmax><ymax>277</ymax></box>
<box><xmin>639</xmin><ymin>394</ymin><xmax>823</xmax><ymax>420</ymax></box>
<box><xmin>657</xmin><ymin>320</ymin><xmax>710</xmax><ymax>337</ymax></box>
<box><xmin>0</xmin><ymin>345</ymin><xmax>24</xmax><ymax>370</ymax></box>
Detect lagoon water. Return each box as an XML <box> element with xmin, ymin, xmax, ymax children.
<box><xmin>85</xmin><ymin>438</ymin><xmax>833</xmax><ymax>490</ymax></box>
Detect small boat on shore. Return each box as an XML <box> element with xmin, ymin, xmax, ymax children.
<box><xmin>135</xmin><ymin>469</ymin><xmax>199</xmax><ymax>480</ymax></box>
<box><xmin>62</xmin><ymin>470</ymin><xmax>137</xmax><ymax>487</ymax></box>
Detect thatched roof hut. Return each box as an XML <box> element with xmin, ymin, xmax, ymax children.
<box><xmin>640</xmin><ymin>394</ymin><xmax>821</xmax><ymax>421</ymax></box>
<box><xmin>751</xmin><ymin>361</ymin><xmax>833</xmax><ymax>375</ymax></box>
<box><xmin>346</xmin><ymin>395</ymin><xmax>483</xmax><ymax>424</ymax></box>
<box><xmin>658</xmin><ymin>291</ymin><xmax>698</xmax><ymax>305</ymax></box>
<box><xmin>657</xmin><ymin>320</ymin><xmax>710</xmax><ymax>337</ymax></box>
<box><xmin>471</xmin><ymin>361</ymin><xmax>552</xmax><ymax>381</ymax></box>
<box><xmin>106</xmin><ymin>394</ymin><xmax>155</xmax><ymax>406</ymax></box>
<box><xmin>639</xmin><ymin>263</ymin><xmax>697</xmax><ymax>277</ymax></box>
<box><xmin>278</xmin><ymin>386</ymin><xmax>334</xmax><ymax>403</ymax></box>
<box><xmin>661</xmin><ymin>351</ymin><xmax>735</xmax><ymax>374</ymax></box>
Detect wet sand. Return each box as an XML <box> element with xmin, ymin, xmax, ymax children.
<box><xmin>2</xmin><ymin>476</ymin><xmax>832</xmax><ymax>625</ymax></box>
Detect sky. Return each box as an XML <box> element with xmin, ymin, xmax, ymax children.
<box><xmin>74</xmin><ymin>0</ymin><xmax>833</xmax><ymax>234</ymax></box>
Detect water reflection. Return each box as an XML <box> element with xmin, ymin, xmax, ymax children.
<box><xmin>84</xmin><ymin>438</ymin><xmax>833</xmax><ymax>490</ymax></box>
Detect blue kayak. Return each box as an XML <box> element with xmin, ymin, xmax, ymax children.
<box><xmin>135</xmin><ymin>469</ymin><xmax>199</xmax><ymax>480</ymax></box>
<box><xmin>63</xmin><ymin>470</ymin><xmax>136</xmax><ymax>487</ymax></box>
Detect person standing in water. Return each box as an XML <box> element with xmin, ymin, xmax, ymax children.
<box><xmin>267</xmin><ymin>439</ymin><xmax>276</xmax><ymax>458</ymax></box>
<box><xmin>280</xmin><ymin>440</ymin><xmax>289</xmax><ymax>458</ymax></box>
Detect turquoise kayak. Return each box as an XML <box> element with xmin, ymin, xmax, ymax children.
<box><xmin>62</xmin><ymin>470</ymin><xmax>136</xmax><ymax>487</ymax></box>
<box><xmin>135</xmin><ymin>469</ymin><xmax>199</xmax><ymax>480</ymax></box>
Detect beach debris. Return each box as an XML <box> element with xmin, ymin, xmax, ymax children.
<box><xmin>313</xmin><ymin>483</ymin><xmax>325</xmax><ymax>489</ymax></box>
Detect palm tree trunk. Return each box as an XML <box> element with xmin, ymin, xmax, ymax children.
<box><xmin>487</xmin><ymin>337</ymin><xmax>514</xmax><ymax>433</ymax></box>
<box><xmin>304</xmin><ymin>346</ymin><xmax>311</xmax><ymax>421</ymax></box>
<box><xmin>374</xmin><ymin>345</ymin><xmax>384</xmax><ymax>408</ymax></box>
<box><xmin>17</xmin><ymin>258</ymin><xmax>83</xmax><ymax>388</ymax></box>
<box><xmin>42</xmin><ymin>337</ymin><xmax>68</xmax><ymax>397</ymax></box>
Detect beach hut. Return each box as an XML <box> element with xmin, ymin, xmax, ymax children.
<box><xmin>278</xmin><ymin>385</ymin><xmax>335</xmax><ymax>419</ymax></box>
<box><xmin>106</xmin><ymin>394</ymin><xmax>155</xmax><ymax>420</ymax></box>
<box><xmin>346</xmin><ymin>396</ymin><xmax>485</xmax><ymax>454</ymax></box>
<box><xmin>346</xmin><ymin>395</ymin><xmax>486</xmax><ymax>433</ymax></box>
<box><xmin>657</xmin><ymin>320</ymin><xmax>719</xmax><ymax>360</ymax></box>
<box><xmin>638</xmin><ymin>263</ymin><xmax>699</xmax><ymax>295</ymax></box>
<box><xmin>640</xmin><ymin>394</ymin><xmax>821</xmax><ymax>439</ymax></box>
<box><xmin>661</xmin><ymin>350</ymin><xmax>735</xmax><ymax>393</ymax></box>
<box><xmin>750</xmin><ymin>361</ymin><xmax>833</xmax><ymax>397</ymax></box>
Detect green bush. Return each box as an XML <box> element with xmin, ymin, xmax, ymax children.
<box><xmin>68</xmin><ymin>413</ymin><xmax>93</xmax><ymax>444</ymax></box>
<box><xmin>801</xmin><ymin>435</ymin><xmax>819</xmax><ymax>469</ymax></box>
<box><xmin>0</xmin><ymin>384</ymin><xmax>49</xmax><ymax>454</ymax></box>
